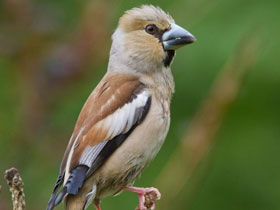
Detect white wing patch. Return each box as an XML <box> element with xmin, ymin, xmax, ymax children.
<box><xmin>64</xmin><ymin>128</ymin><xmax>84</xmax><ymax>185</ymax></box>
<box><xmin>79</xmin><ymin>90</ymin><xmax>150</xmax><ymax>167</ymax></box>
<box><xmin>84</xmin><ymin>185</ymin><xmax>97</xmax><ymax>210</ymax></box>
<box><xmin>96</xmin><ymin>89</ymin><xmax>149</xmax><ymax>140</ymax></box>
<box><xmin>79</xmin><ymin>141</ymin><xmax>108</xmax><ymax>166</ymax></box>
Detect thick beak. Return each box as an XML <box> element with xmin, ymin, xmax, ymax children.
<box><xmin>162</xmin><ymin>23</ymin><xmax>196</xmax><ymax>50</ymax></box>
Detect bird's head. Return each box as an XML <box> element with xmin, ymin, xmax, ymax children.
<box><xmin>108</xmin><ymin>5</ymin><xmax>196</xmax><ymax>73</ymax></box>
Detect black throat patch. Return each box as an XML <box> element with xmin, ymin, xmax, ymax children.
<box><xmin>163</xmin><ymin>50</ymin><xmax>175</xmax><ymax>67</ymax></box>
<box><xmin>149</xmin><ymin>27</ymin><xmax>174</xmax><ymax>67</ymax></box>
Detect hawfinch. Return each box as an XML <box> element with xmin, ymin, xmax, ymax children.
<box><xmin>47</xmin><ymin>5</ymin><xmax>195</xmax><ymax>210</ymax></box>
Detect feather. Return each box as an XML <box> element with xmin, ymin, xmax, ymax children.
<box><xmin>66</xmin><ymin>165</ymin><xmax>89</xmax><ymax>194</ymax></box>
<box><xmin>83</xmin><ymin>185</ymin><xmax>97</xmax><ymax>210</ymax></box>
<box><xmin>86</xmin><ymin>96</ymin><xmax>151</xmax><ymax>179</ymax></box>
<box><xmin>46</xmin><ymin>174</ymin><xmax>64</xmax><ymax>210</ymax></box>
<box><xmin>47</xmin><ymin>166</ymin><xmax>88</xmax><ymax>210</ymax></box>
<box><xmin>79</xmin><ymin>141</ymin><xmax>108</xmax><ymax>167</ymax></box>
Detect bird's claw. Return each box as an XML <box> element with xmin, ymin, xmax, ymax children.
<box><xmin>125</xmin><ymin>186</ymin><xmax>161</xmax><ymax>210</ymax></box>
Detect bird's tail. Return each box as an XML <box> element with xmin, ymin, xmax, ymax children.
<box><xmin>47</xmin><ymin>165</ymin><xmax>89</xmax><ymax>210</ymax></box>
<box><xmin>65</xmin><ymin>185</ymin><xmax>97</xmax><ymax>210</ymax></box>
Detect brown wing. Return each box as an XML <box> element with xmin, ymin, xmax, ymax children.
<box><xmin>47</xmin><ymin>73</ymin><xmax>152</xmax><ymax>210</ymax></box>
<box><xmin>60</xmin><ymin>73</ymin><xmax>144</xmax><ymax>174</ymax></box>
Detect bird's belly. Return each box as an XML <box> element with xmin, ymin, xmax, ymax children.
<box><xmin>95</xmin><ymin>99</ymin><xmax>170</xmax><ymax>198</ymax></box>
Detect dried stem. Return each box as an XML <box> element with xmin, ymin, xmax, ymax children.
<box><xmin>155</xmin><ymin>32</ymin><xmax>262</xmax><ymax>209</ymax></box>
<box><xmin>4</xmin><ymin>168</ymin><xmax>26</xmax><ymax>210</ymax></box>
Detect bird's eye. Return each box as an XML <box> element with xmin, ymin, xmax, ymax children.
<box><xmin>145</xmin><ymin>24</ymin><xmax>157</xmax><ymax>35</ymax></box>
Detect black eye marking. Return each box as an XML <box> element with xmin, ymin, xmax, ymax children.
<box><xmin>144</xmin><ymin>24</ymin><xmax>169</xmax><ymax>42</ymax></box>
<box><xmin>145</xmin><ymin>24</ymin><xmax>158</xmax><ymax>35</ymax></box>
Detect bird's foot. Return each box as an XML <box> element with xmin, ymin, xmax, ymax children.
<box><xmin>93</xmin><ymin>200</ymin><xmax>102</xmax><ymax>210</ymax></box>
<box><xmin>124</xmin><ymin>186</ymin><xmax>161</xmax><ymax>210</ymax></box>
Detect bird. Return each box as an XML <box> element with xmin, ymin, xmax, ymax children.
<box><xmin>47</xmin><ymin>5</ymin><xmax>195</xmax><ymax>210</ymax></box>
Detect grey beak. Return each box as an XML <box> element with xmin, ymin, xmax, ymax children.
<box><xmin>162</xmin><ymin>23</ymin><xmax>196</xmax><ymax>50</ymax></box>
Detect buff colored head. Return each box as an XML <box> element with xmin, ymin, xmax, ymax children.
<box><xmin>109</xmin><ymin>5</ymin><xmax>195</xmax><ymax>72</ymax></box>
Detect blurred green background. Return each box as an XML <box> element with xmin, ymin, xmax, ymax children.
<box><xmin>0</xmin><ymin>0</ymin><xmax>280</xmax><ymax>209</ymax></box>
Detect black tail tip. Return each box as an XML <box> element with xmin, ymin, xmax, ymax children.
<box><xmin>46</xmin><ymin>202</ymin><xmax>55</xmax><ymax>210</ymax></box>
<box><xmin>46</xmin><ymin>187</ymin><xmax>67</xmax><ymax>210</ymax></box>
<box><xmin>46</xmin><ymin>194</ymin><xmax>55</xmax><ymax>210</ymax></box>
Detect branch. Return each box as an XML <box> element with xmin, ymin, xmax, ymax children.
<box><xmin>4</xmin><ymin>168</ymin><xmax>26</xmax><ymax>210</ymax></box>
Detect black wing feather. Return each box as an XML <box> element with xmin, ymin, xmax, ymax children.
<box><xmin>47</xmin><ymin>173</ymin><xmax>64</xmax><ymax>210</ymax></box>
<box><xmin>47</xmin><ymin>166</ymin><xmax>89</xmax><ymax>210</ymax></box>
